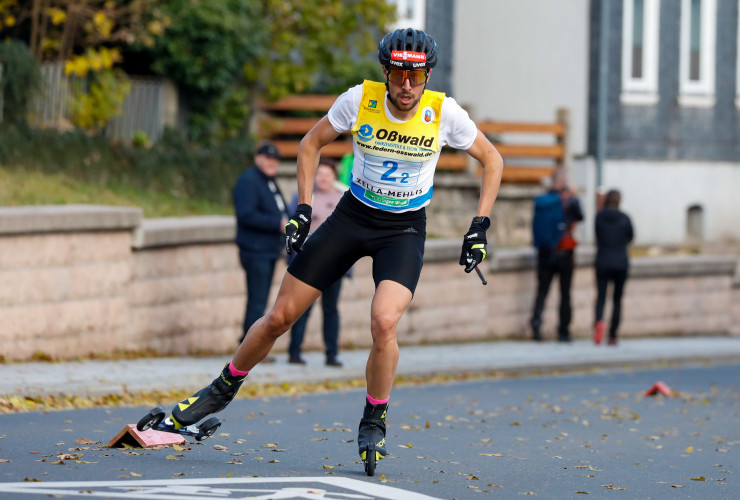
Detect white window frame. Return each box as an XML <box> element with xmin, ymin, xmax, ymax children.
<box><xmin>388</xmin><ymin>0</ymin><xmax>426</xmax><ymax>31</ymax></box>
<box><xmin>679</xmin><ymin>0</ymin><xmax>717</xmax><ymax>107</ymax></box>
<box><xmin>621</xmin><ymin>0</ymin><xmax>661</xmax><ymax>105</ymax></box>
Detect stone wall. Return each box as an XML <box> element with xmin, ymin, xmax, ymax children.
<box><xmin>0</xmin><ymin>206</ymin><xmax>737</xmax><ymax>361</ymax></box>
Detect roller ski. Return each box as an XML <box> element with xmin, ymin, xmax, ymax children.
<box><xmin>136</xmin><ymin>406</ymin><xmax>221</xmax><ymax>441</ymax></box>
<box><xmin>136</xmin><ymin>363</ymin><xmax>246</xmax><ymax>442</ymax></box>
<box><xmin>358</xmin><ymin>400</ymin><xmax>389</xmax><ymax>476</ymax></box>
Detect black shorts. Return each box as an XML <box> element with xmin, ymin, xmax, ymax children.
<box><xmin>288</xmin><ymin>191</ymin><xmax>427</xmax><ymax>294</ymax></box>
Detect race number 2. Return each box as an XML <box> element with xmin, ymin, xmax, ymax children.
<box><xmin>363</xmin><ymin>154</ymin><xmax>421</xmax><ymax>186</ymax></box>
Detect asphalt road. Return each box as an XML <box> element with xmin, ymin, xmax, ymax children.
<box><xmin>1</xmin><ymin>362</ymin><xmax>738</xmax><ymax>499</ymax></box>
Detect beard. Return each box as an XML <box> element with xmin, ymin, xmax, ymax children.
<box><xmin>387</xmin><ymin>88</ymin><xmax>422</xmax><ymax>112</ymax></box>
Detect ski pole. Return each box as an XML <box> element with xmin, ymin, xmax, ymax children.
<box><xmin>475</xmin><ymin>265</ymin><xmax>487</xmax><ymax>285</ymax></box>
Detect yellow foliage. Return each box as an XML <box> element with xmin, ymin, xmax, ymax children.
<box><xmin>64</xmin><ymin>47</ymin><xmax>121</xmax><ymax>77</ymax></box>
<box><xmin>0</xmin><ymin>0</ymin><xmax>19</xmax><ymax>15</ymax></box>
<box><xmin>147</xmin><ymin>20</ymin><xmax>164</xmax><ymax>36</ymax></box>
<box><xmin>3</xmin><ymin>14</ymin><xmax>14</xmax><ymax>27</ymax></box>
<box><xmin>92</xmin><ymin>11</ymin><xmax>114</xmax><ymax>38</ymax></box>
<box><xmin>47</xmin><ymin>7</ymin><xmax>66</xmax><ymax>25</ymax></box>
<box><xmin>70</xmin><ymin>69</ymin><xmax>131</xmax><ymax>131</ymax></box>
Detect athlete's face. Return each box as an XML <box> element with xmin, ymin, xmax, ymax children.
<box><xmin>384</xmin><ymin>67</ymin><xmax>430</xmax><ymax>115</ymax></box>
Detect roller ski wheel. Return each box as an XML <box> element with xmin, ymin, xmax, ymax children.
<box><xmin>195</xmin><ymin>417</ymin><xmax>221</xmax><ymax>441</ymax></box>
<box><xmin>362</xmin><ymin>443</ymin><xmax>378</xmax><ymax>476</ymax></box>
<box><xmin>137</xmin><ymin>406</ymin><xmax>166</xmax><ymax>431</ymax></box>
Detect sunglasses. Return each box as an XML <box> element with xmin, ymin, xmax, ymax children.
<box><xmin>387</xmin><ymin>69</ymin><xmax>428</xmax><ymax>87</ymax></box>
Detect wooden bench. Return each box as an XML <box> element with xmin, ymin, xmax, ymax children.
<box><xmin>259</xmin><ymin>96</ymin><xmax>570</xmax><ymax>184</ymax></box>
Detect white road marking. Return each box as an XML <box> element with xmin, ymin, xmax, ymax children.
<box><xmin>2</xmin><ymin>476</ymin><xmax>443</xmax><ymax>500</ymax></box>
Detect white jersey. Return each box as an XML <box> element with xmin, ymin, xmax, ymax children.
<box><xmin>328</xmin><ymin>82</ymin><xmax>477</xmax><ymax>213</ymax></box>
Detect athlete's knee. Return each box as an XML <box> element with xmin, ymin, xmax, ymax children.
<box><xmin>370</xmin><ymin>312</ymin><xmax>400</xmax><ymax>344</ymax></box>
<box><xmin>261</xmin><ymin>307</ymin><xmax>295</xmax><ymax>340</ymax></box>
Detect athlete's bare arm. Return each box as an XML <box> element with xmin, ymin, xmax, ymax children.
<box><xmin>466</xmin><ymin>130</ymin><xmax>504</xmax><ymax>217</ymax></box>
<box><xmin>296</xmin><ymin>116</ymin><xmax>342</xmax><ymax>205</ymax></box>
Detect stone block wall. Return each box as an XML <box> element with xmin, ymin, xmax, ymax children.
<box><xmin>0</xmin><ymin>205</ymin><xmax>737</xmax><ymax>361</ymax></box>
<box><xmin>0</xmin><ymin>206</ymin><xmax>141</xmax><ymax>360</ymax></box>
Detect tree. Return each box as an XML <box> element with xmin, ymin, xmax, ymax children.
<box><xmin>255</xmin><ymin>0</ymin><xmax>396</xmax><ymax>100</ymax></box>
<box><xmin>145</xmin><ymin>0</ymin><xmax>395</xmax><ymax>142</ymax></box>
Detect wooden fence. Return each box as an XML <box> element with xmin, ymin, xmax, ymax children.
<box><xmin>259</xmin><ymin>95</ymin><xmax>571</xmax><ymax>184</ymax></box>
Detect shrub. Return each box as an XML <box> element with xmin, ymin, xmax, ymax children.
<box><xmin>0</xmin><ymin>40</ymin><xmax>41</xmax><ymax>126</ymax></box>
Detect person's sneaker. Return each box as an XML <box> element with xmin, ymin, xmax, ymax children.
<box><xmin>326</xmin><ymin>357</ymin><xmax>343</xmax><ymax>367</ymax></box>
<box><xmin>530</xmin><ymin>318</ymin><xmax>542</xmax><ymax>342</ymax></box>
<box><xmin>288</xmin><ymin>356</ymin><xmax>306</xmax><ymax>365</ymax></box>
<box><xmin>607</xmin><ymin>337</ymin><xmax>618</xmax><ymax>346</ymax></box>
<box><xmin>593</xmin><ymin>321</ymin><xmax>605</xmax><ymax>345</ymax></box>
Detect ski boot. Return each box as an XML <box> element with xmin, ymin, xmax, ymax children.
<box><xmin>170</xmin><ymin>363</ymin><xmax>247</xmax><ymax>428</ymax></box>
<box><xmin>358</xmin><ymin>399</ymin><xmax>389</xmax><ymax>476</ymax></box>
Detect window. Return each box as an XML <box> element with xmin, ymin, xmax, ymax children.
<box><xmin>388</xmin><ymin>0</ymin><xmax>426</xmax><ymax>30</ymax></box>
<box><xmin>621</xmin><ymin>0</ymin><xmax>661</xmax><ymax>104</ymax></box>
<box><xmin>679</xmin><ymin>0</ymin><xmax>717</xmax><ymax>106</ymax></box>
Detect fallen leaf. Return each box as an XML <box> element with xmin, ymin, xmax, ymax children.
<box><xmin>165</xmin><ymin>455</ymin><xmax>178</xmax><ymax>460</ymax></box>
<box><xmin>685</xmin><ymin>446</ymin><xmax>694</xmax><ymax>453</ymax></box>
<box><xmin>398</xmin><ymin>444</ymin><xmax>413</xmax><ymax>448</ymax></box>
<box><xmin>323</xmin><ymin>465</ymin><xmax>334</xmax><ymax>470</ymax></box>
<box><xmin>0</xmin><ymin>459</ymin><xmax>10</xmax><ymax>462</ymax></box>
<box><xmin>672</xmin><ymin>485</ymin><xmax>684</xmax><ymax>488</ymax></box>
<box><xmin>690</xmin><ymin>476</ymin><xmax>706</xmax><ymax>481</ymax></box>
<box><xmin>130</xmin><ymin>472</ymin><xmax>143</xmax><ymax>477</ymax></box>
<box><xmin>213</xmin><ymin>445</ymin><xmax>228</xmax><ymax>452</ymax></box>
<box><xmin>75</xmin><ymin>438</ymin><xmax>99</xmax><ymax>445</ymax></box>
<box><xmin>480</xmin><ymin>453</ymin><xmax>503</xmax><ymax>457</ymax></box>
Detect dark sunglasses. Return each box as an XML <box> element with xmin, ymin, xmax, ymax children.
<box><xmin>387</xmin><ymin>69</ymin><xmax>428</xmax><ymax>87</ymax></box>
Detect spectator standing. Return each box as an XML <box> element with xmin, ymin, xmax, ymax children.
<box><xmin>287</xmin><ymin>158</ymin><xmax>347</xmax><ymax>367</ymax></box>
<box><xmin>530</xmin><ymin>168</ymin><xmax>584</xmax><ymax>342</ymax></box>
<box><xmin>233</xmin><ymin>142</ymin><xmax>288</xmax><ymax>345</ymax></box>
<box><xmin>594</xmin><ymin>189</ymin><xmax>634</xmax><ymax>345</ymax></box>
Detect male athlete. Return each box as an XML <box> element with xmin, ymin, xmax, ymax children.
<box><xmin>165</xmin><ymin>28</ymin><xmax>503</xmax><ymax>475</ymax></box>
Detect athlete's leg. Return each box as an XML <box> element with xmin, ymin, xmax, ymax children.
<box><xmin>169</xmin><ymin>272</ymin><xmax>320</xmax><ymax>427</ymax></box>
<box><xmin>232</xmin><ymin>272</ymin><xmax>321</xmax><ymax>371</ymax></box>
<box><xmin>366</xmin><ymin>279</ymin><xmax>413</xmax><ymax>400</ymax></box>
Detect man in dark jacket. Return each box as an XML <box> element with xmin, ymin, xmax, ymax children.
<box><xmin>594</xmin><ymin>189</ymin><xmax>634</xmax><ymax>345</ymax></box>
<box><xmin>234</xmin><ymin>142</ymin><xmax>288</xmax><ymax>343</ymax></box>
<box><xmin>530</xmin><ymin>168</ymin><xmax>584</xmax><ymax>342</ymax></box>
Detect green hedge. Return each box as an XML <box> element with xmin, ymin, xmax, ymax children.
<box><xmin>0</xmin><ymin>125</ymin><xmax>256</xmax><ymax>204</ymax></box>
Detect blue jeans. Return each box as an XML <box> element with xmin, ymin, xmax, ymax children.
<box><xmin>239</xmin><ymin>253</ymin><xmax>277</xmax><ymax>343</ymax></box>
<box><xmin>288</xmin><ymin>278</ymin><xmax>342</xmax><ymax>359</ymax></box>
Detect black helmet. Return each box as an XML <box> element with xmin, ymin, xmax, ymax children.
<box><xmin>378</xmin><ymin>28</ymin><xmax>438</xmax><ymax>70</ymax></box>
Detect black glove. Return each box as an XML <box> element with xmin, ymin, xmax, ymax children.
<box><xmin>459</xmin><ymin>216</ymin><xmax>490</xmax><ymax>273</ymax></box>
<box><xmin>284</xmin><ymin>204</ymin><xmax>312</xmax><ymax>255</ymax></box>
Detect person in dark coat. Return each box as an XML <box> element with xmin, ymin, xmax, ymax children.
<box><xmin>233</xmin><ymin>142</ymin><xmax>288</xmax><ymax>344</ymax></box>
<box><xmin>593</xmin><ymin>189</ymin><xmax>634</xmax><ymax>345</ymax></box>
<box><xmin>530</xmin><ymin>168</ymin><xmax>584</xmax><ymax>342</ymax></box>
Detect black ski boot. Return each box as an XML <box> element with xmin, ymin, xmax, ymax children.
<box><xmin>170</xmin><ymin>363</ymin><xmax>246</xmax><ymax>428</ymax></box>
<box><xmin>358</xmin><ymin>399</ymin><xmax>389</xmax><ymax>476</ymax></box>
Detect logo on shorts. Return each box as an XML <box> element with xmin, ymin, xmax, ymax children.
<box><xmin>421</xmin><ymin>106</ymin><xmax>435</xmax><ymax>124</ymax></box>
<box><xmin>357</xmin><ymin>124</ymin><xmax>374</xmax><ymax>141</ymax></box>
